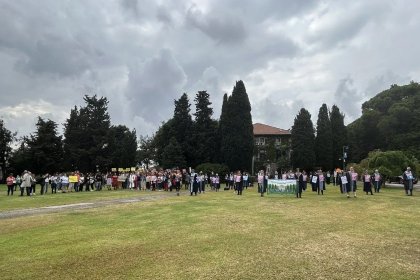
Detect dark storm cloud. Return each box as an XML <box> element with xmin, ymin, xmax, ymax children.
<box><xmin>126</xmin><ymin>48</ymin><xmax>187</xmax><ymax>123</ymax></box>
<box><xmin>1</xmin><ymin>0</ymin><xmax>419</xmax><ymax>139</ymax></box>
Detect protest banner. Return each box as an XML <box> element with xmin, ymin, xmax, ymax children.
<box><xmin>69</xmin><ymin>176</ymin><xmax>78</xmax><ymax>183</ymax></box>
<box><xmin>267</xmin><ymin>179</ymin><xmax>297</xmax><ymax>195</ymax></box>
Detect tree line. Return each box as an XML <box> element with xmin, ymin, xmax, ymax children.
<box><xmin>3</xmin><ymin>95</ymin><xmax>138</xmax><ymax>176</ymax></box>
<box><xmin>1</xmin><ymin>80</ymin><xmax>418</xmax><ymax>180</ymax></box>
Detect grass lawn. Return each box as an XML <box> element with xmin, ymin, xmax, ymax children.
<box><xmin>0</xmin><ymin>184</ymin><xmax>160</xmax><ymax>211</ymax></box>
<box><xmin>0</xmin><ymin>185</ymin><xmax>419</xmax><ymax>279</ymax></box>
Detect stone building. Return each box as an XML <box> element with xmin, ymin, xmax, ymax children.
<box><xmin>252</xmin><ymin>123</ymin><xmax>291</xmax><ymax>175</ymax></box>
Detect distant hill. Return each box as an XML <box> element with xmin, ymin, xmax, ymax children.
<box><xmin>347</xmin><ymin>81</ymin><xmax>420</xmax><ymax>162</ymax></box>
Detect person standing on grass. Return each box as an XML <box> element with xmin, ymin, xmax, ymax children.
<box><xmin>372</xmin><ymin>170</ymin><xmax>382</xmax><ymax>193</ymax></box>
<box><xmin>326</xmin><ymin>170</ymin><xmax>331</xmax><ymax>185</ymax></box>
<box><xmin>347</xmin><ymin>167</ymin><xmax>358</xmax><ymax>198</ymax></box>
<box><xmin>30</xmin><ymin>172</ymin><xmax>37</xmax><ymax>196</ymax></box>
<box><xmin>363</xmin><ymin>170</ymin><xmax>373</xmax><ymax>195</ymax></box>
<box><xmin>50</xmin><ymin>173</ymin><xmax>58</xmax><ymax>194</ymax></box>
<box><xmin>112</xmin><ymin>173</ymin><xmax>118</xmax><ymax>190</ymax></box>
<box><xmin>403</xmin><ymin>167</ymin><xmax>415</xmax><ymax>196</ymax></box>
<box><xmin>127</xmin><ymin>172</ymin><xmax>135</xmax><ymax>190</ymax></box>
<box><xmin>41</xmin><ymin>173</ymin><xmax>50</xmax><ymax>195</ymax></box>
<box><xmin>15</xmin><ymin>174</ymin><xmax>21</xmax><ymax>191</ymax></box>
<box><xmin>258</xmin><ymin>170</ymin><xmax>264</xmax><ymax>195</ymax></box>
<box><xmin>21</xmin><ymin>170</ymin><xmax>31</xmax><ymax>196</ymax></box>
<box><xmin>95</xmin><ymin>172</ymin><xmax>103</xmax><ymax>191</ymax></box>
<box><xmin>235</xmin><ymin>171</ymin><xmax>243</xmax><ymax>195</ymax></box>
<box><xmin>296</xmin><ymin>169</ymin><xmax>303</xmax><ymax>198</ymax></box>
<box><xmin>339</xmin><ymin>170</ymin><xmax>349</xmax><ymax>195</ymax></box>
<box><xmin>190</xmin><ymin>170</ymin><xmax>198</xmax><ymax>196</ymax></box>
<box><xmin>106</xmin><ymin>173</ymin><xmax>112</xmax><ymax>190</ymax></box>
<box><xmin>317</xmin><ymin>169</ymin><xmax>325</xmax><ymax>195</ymax></box>
<box><xmin>243</xmin><ymin>172</ymin><xmax>249</xmax><ymax>190</ymax></box>
<box><xmin>6</xmin><ymin>173</ymin><xmax>15</xmax><ymax>196</ymax></box>
<box><xmin>302</xmin><ymin>170</ymin><xmax>308</xmax><ymax>191</ymax></box>
<box><xmin>61</xmin><ymin>173</ymin><xmax>69</xmax><ymax>193</ymax></box>
<box><xmin>215</xmin><ymin>173</ymin><xmax>220</xmax><ymax>192</ymax></box>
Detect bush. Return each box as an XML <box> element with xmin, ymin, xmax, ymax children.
<box><xmin>195</xmin><ymin>163</ymin><xmax>229</xmax><ymax>177</ymax></box>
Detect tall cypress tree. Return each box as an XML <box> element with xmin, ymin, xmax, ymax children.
<box><xmin>291</xmin><ymin>108</ymin><xmax>315</xmax><ymax>170</ymax></box>
<box><xmin>220</xmin><ymin>81</ymin><xmax>254</xmax><ymax>171</ymax></box>
<box><xmin>191</xmin><ymin>90</ymin><xmax>218</xmax><ymax>166</ymax></box>
<box><xmin>315</xmin><ymin>104</ymin><xmax>333</xmax><ymax>171</ymax></box>
<box><xmin>330</xmin><ymin>105</ymin><xmax>347</xmax><ymax>168</ymax></box>
<box><xmin>172</xmin><ymin>93</ymin><xmax>193</xmax><ymax>166</ymax></box>
<box><xmin>218</xmin><ymin>93</ymin><xmax>229</xmax><ymax>163</ymax></box>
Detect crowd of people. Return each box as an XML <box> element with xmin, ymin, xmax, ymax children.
<box><xmin>3</xmin><ymin>169</ymin><xmax>222</xmax><ymax>197</ymax></box>
<box><xmin>3</xmin><ymin>166</ymin><xmax>416</xmax><ymax>198</ymax></box>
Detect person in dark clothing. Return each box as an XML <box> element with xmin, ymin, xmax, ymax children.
<box><xmin>403</xmin><ymin>167</ymin><xmax>415</xmax><ymax>196</ymax></box>
<box><xmin>363</xmin><ymin>170</ymin><xmax>373</xmax><ymax>195</ymax></box>
<box><xmin>296</xmin><ymin>170</ymin><xmax>303</xmax><ymax>198</ymax></box>
<box><xmin>235</xmin><ymin>171</ymin><xmax>243</xmax><ymax>195</ymax></box>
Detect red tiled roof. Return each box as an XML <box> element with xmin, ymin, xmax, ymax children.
<box><xmin>253</xmin><ymin>123</ymin><xmax>290</xmax><ymax>135</ymax></box>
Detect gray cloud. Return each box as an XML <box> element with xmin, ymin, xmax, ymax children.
<box><xmin>0</xmin><ymin>0</ymin><xmax>419</xmax><ymax>140</ymax></box>
<box><xmin>334</xmin><ymin>77</ymin><xmax>364</xmax><ymax>119</ymax></box>
<box><xmin>186</xmin><ymin>5</ymin><xmax>247</xmax><ymax>44</ymax></box>
<box><xmin>365</xmin><ymin>71</ymin><xmax>411</xmax><ymax>98</ymax></box>
<box><xmin>252</xmin><ymin>98</ymin><xmax>305</xmax><ymax>130</ymax></box>
<box><xmin>125</xmin><ymin>48</ymin><xmax>187</xmax><ymax>124</ymax></box>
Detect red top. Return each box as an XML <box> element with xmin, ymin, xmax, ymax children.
<box><xmin>6</xmin><ymin>176</ymin><xmax>15</xmax><ymax>186</ymax></box>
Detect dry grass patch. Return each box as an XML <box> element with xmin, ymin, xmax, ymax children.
<box><xmin>0</xmin><ymin>187</ymin><xmax>419</xmax><ymax>279</ymax></box>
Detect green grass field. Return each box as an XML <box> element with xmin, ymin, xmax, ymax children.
<box><xmin>0</xmin><ymin>184</ymin><xmax>419</xmax><ymax>280</ymax></box>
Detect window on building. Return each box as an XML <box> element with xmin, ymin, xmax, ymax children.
<box><xmin>255</xmin><ymin>137</ymin><xmax>266</xmax><ymax>146</ymax></box>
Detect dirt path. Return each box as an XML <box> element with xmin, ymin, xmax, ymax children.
<box><xmin>0</xmin><ymin>193</ymin><xmax>176</xmax><ymax>219</ymax></box>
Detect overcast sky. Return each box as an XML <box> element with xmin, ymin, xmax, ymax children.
<box><xmin>1</xmin><ymin>0</ymin><xmax>419</xmax><ymax>139</ymax></box>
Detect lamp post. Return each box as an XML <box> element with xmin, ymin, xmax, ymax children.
<box><xmin>342</xmin><ymin>146</ymin><xmax>348</xmax><ymax>171</ymax></box>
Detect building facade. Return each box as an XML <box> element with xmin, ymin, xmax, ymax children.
<box><xmin>253</xmin><ymin>123</ymin><xmax>292</xmax><ymax>175</ymax></box>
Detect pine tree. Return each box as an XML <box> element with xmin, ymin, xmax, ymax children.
<box><xmin>330</xmin><ymin>105</ymin><xmax>347</xmax><ymax>168</ymax></box>
<box><xmin>27</xmin><ymin>117</ymin><xmax>63</xmax><ymax>174</ymax></box>
<box><xmin>63</xmin><ymin>95</ymin><xmax>111</xmax><ymax>172</ymax></box>
<box><xmin>137</xmin><ymin>135</ymin><xmax>155</xmax><ymax>169</ymax></box>
<box><xmin>107</xmin><ymin>125</ymin><xmax>138</xmax><ymax>169</ymax></box>
<box><xmin>191</xmin><ymin>90</ymin><xmax>218</xmax><ymax>166</ymax></box>
<box><xmin>161</xmin><ymin>137</ymin><xmax>186</xmax><ymax>169</ymax></box>
<box><xmin>220</xmin><ymin>81</ymin><xmax>254</xmax><ymax>171</ymax></box>
<box><xmin>152</xmin><ymin>93</ymin><xmax>193</xmax><ymax>167</ymax></box>
<box><xmin>0</xmin><ymin>119</ymin><xmax>15</xmax><ymax>178</ymax></box>
<box><xmin>291</xmin><ymin>108</ymin><xmax>315</xmax><ymax>170</ymax></box>
<box><xmin>315</xmin><ymin>104</ymin><xmax>333</xmax><ymax>170</ymax></box>
<box><xmin>63</xmin><ymin>106</ymin><xmax>86</xmax><ymax>171</ymax></box>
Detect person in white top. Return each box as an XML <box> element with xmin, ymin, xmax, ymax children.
<box><xmin>373</xmin><ymin>169</ymin><xmax>381</xmax><ymax>193</ymax></box>
<box><xmin>128</xmin><ymin>172</ymin><xmax>136</xmax><ymax>190</ymax></box>
<box><xmin>403</xmin><ymin>167</ymin><xmax>415</xmax><ymax>196</ymax></box>
<box><xmin>61</xmin><ymin>173</ymin><xmax>69</xmax><ymax>193</ymax></box>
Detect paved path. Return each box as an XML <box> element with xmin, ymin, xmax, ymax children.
<box><xmin>0</xmin><ymin>193</ymin><xmax>176</xmax><ymax>220</ymax></box>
